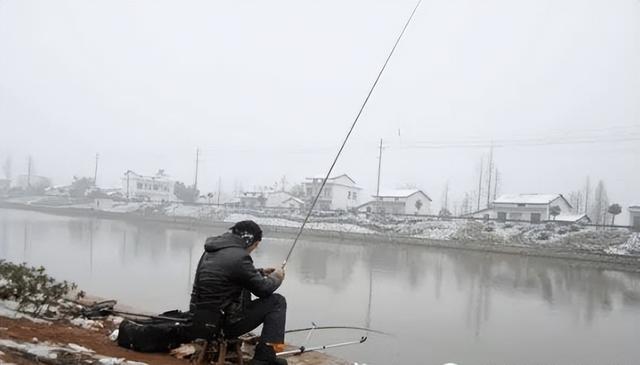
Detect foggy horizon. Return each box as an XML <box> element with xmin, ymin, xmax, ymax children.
<box><xmin>1</xmin><ymin>0</ymin><xmax>639</xmax><ymax>210</ymax></box>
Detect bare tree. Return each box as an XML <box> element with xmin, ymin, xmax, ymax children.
<box><xmin>2</xmin><ymin>156</ymin><xmax>11</xmax><ymax>180</ymax></box>
<box><xmin>441</xmin><ymin>181</ymin><xmax>449</xmax><ymax>212</ymax></box>
<box><xmin>584</xmin><ymin>176</ymin><xmax>591</xmax><ymax>215</ymax></box>
<box><xmin>476</xmin><ymin>157</ymin><xmax>484</xmax><ymax>211</ymax></box>
<box><xmin>460</xmin><ymin>192</ymin><xmax>472</xmax><ymax>215</ymax></box>
<box><xmin>590</xmin><ymin>180</ymin><xmax>609</xmax><ymax>226</ymax></box>
<box><xmin>550</xmin><ymin>205</ymin><xmax>561</xmax><ymax>220</ymax></box>
<box><xmin>568</xmin><ymin>191</ymin><xmax>584</xmax><ymax>214</ymax></box>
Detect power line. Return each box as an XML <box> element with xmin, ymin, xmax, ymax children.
<box><xmin>388</xmin><ymin>135</ymin><xmax>640</xmax><ymax>150</ymax></box>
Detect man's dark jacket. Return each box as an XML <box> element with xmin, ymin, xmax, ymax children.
<box><xmin>190</xmin><ymin>232</ymin><xmax>282</xmax><ymax>323</ymax></box>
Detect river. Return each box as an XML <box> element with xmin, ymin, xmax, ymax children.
<box><xmin>1</xmin><ymin>208</ymin><xmax>639</xmax><ymax>365</ymax></box>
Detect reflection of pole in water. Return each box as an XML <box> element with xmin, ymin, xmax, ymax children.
<box><xmin>120</xmin><ymin>231</ymin><xmax>127</xmax><ymax>264</ymax></box>
<box><xmin>187</xmin><ymin>245</ymin><xmax>193</xmax><ymax>294</ymax></box>
<box><xmin>0</xmin><ymin>220</ymin><xmax>6</xmax><ymax>258</ymax></box>
<box><xmin>365</xmin><ymin>266</ymin><xmax>373</xmax><ymax>328</ymax></box>
<box><xmin>89</xmin><ymin>220</ymin><xmax>94</xmax><ymax>276</ymax></box>
<box><xmin>23</xmin><ymin>223</ymin><xmax>29</xmax><ymax>261</ymax></box>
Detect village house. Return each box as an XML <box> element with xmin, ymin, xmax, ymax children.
<box><xmin>469</xmin><ymin>193</ymin><xmax>586</xmax><ymax>224</ymax></box>
<box><xmin>630</xmin><ymin>205</ymin><xmax>640</xmax><ymax>231</ymax></box>
<box><xmin>265</xmin><ymin>191</ymin><xmax>304</xmax><ymax>209</ymax></box>
<box><xmin>358</xmin><ymin>189</ymin><xmax>432</xmax><ymax>215</ymax></box>
<box><xmin>14</xmin><ymin>175</ymin><xmax>51</xmax><ymax>190</ymax></box>
<box><xmin>302</xmin><ymin>174</ymin><xmax>362</xmax><ymax>211</ymax></box>
<box><xmin>122</xmin><ymin>170</ymin><xmax>176</xmax><ymax>202</ymax></box>
<box><xmin>0</xmin><ymin>179</ymin><xmax>10</xmax><ymax>193</ymax></box>
<box><xmin>238</xmin><ymin>191</ymin><xmax>266</xmax><ymax>209</ymax></box>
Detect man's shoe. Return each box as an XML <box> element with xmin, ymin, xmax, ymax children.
<box><xmin>249</xmin><ymin>342</ymin><xmax>288</xmax><ymax>365</ymax></box>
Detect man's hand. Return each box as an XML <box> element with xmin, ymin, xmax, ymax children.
<box><xmin>271</xmin><ymin>268</ymin><xmax>285</xmax><ymax>282</ymax></box>
<box><xmin>262</xmin><ymin>267</ymin><xmax>276</xmax><ymax>275</ymax></box>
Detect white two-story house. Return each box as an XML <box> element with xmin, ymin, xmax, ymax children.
<box><xmin>302</xmin><ymin>174</ymin><xmax>362</xmax><ymax>211</ymax></box>
<box><xmin>122</xmin><ymin>170</ymin><xmax>176</xmax><ymax>202</ymax></box>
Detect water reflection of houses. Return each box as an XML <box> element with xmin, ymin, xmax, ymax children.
<box><xmin>295</xmin><ymin>244</ymin><xmax>358</xmax><ymax>291</ymax></box>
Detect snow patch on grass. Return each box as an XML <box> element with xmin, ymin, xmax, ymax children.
<box><xmin>605</xmin><ymin>233</ymin><xmax>640</xmax><ymax>255</ymax></box>
<box><xmin>0</xmin><ymin>339</ymin><xmax>62</xmax><ymax>359</ymax></box>
<box><xmin>0</xmin><ymin>301</ymin><xmax>50</xmax><ymax>324</ymax></box>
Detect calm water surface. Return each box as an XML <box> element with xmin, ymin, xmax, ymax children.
<box><xmin>1</xmin><ymin>209</ymin><xmax>639</xmax><ymax>365</ymax></box>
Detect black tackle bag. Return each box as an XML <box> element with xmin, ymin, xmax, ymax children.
<box><xmin>117</xmin><ymin>310</ymin><xmax>191</xmax><ymax>353</ymax></box>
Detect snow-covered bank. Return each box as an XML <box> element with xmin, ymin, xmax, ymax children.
<box><xmin>3</xmin><ymin>198</ymin><xmax>639</xmax><ymax>261</ymax></box>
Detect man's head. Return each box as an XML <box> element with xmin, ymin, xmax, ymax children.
<box><xmin>230</xmin><ymin>220</ymin><xmax>263</xmax><ymax>252</ymax></box>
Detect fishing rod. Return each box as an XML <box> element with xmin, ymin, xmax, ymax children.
<box><xmin>285</xmin><ymin>325</ymin><xmax>392</xmax><ymax>337</ymax></box>
<box><xmin>282</xmin><ymin>0</ymin><xmax>423</xmax><ymax>269</ymax></box>
<box><xmin>81</xmin><ymin>300</ymin><xmax>190</xmax><ymax>323</ymax></box>
<box><xmin>276</xmin><ymin>336</ymin><xmax>368</xmax><ymax>356</ymax></box>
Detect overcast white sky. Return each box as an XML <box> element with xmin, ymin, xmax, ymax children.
<box><xmin>0</xmin><ymin>0</ymin><xmax>639</xmax><ymax>211</ymax></box>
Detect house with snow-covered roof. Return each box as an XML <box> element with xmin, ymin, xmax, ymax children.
<box><xmin>358</xmin><ymin>189</ymin><xmax>432</xmax><ymax>215</ymax></box>
<box><xmin>469</xmin><ymin>193</ymin><xmax>579</xmax><ymax>223</ymax></box>
<box><xmin>265</xmin><ymin>191</ymin><xmax>304</xmax><ymax>209</ymax></box>
<box><xmin>629</xmin><ymin>205</ymin><xmax>640</xmax><ymax>231</ymax></box>
<box><xmin>302</xmin><ymin>174</ymin><xmax>362</xmax><ymax>211</ymax></box>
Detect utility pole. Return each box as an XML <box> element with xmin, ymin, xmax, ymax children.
<box><xmin>493</xmin><ymin>168</ymin><xmax>500</xmax><ymax>201</ymax></box>
<box><xmin>443</xmin><ymin>181</ymin><xmax>449</xmax><ymax>212</ymax></box>
<box><xmin>476</xmin><ymin>157</ymin><xmax>483</xmax><ymax>211</ymax></box>
<box><xmin>486</xmin><ymin>145</ymin><xmax>494</xmax><ymax>208</ymax></box>
<box><xmin>376</xmin><ymin>139</ymin><xmax>383</xmax><ymax>213</ymax></box>
<box><xmin>217</xmin><ymin>176</ymin><xmax>221</xmax><ymax>205</ymax></box>
<box><xmin>126</xmin><ymin>170</ymin><xmax>131</xmax><ymax>199</ymax></box>
<box><xmin>93</xmin><ymin>153</ymin><xmax>99</xmax><ymax>186</ymax></box>
<box><xmin>27</xmin><ymin>156</ymin><xmax>32</xmax><ymax>188</ymax></box>
<box><xmin>584</xmin><ymin>176</ymin><xmax>590</xmax><ymax>215</ymax></box>
<box><xmin>193</xmin><ymin>148</ymin><xmax>200</xmax><ymax>199</ymax></box>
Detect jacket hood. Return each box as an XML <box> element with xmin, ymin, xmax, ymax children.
<box><xmin>204</xmin><ymin>232</ymin><xmax>246</xmax><ymax>252</ymax></box>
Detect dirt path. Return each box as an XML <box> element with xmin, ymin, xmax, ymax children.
<box><xmin>0</xmin><ymin>316</ymin><xmax>188</xmax><ymax>365</ymax></box>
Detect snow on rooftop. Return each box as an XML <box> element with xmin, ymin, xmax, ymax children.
<box><xmin>374</xmin><ymin>189</ymin><xmax>422</xmax><ymax>198</ymax></box>
<box><xmin>494</xmin><ymin>194</ymin><xmax>562</xmax><ymax>205</ymax></box>
<box><xmin>555</xmin><ymin>214</ymin><xmax>588</xmax><ymax>222</ymax></box>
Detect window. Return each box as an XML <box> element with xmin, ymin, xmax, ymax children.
<box><xmin>497</xmin><ymin>212</ymin><xmax>507</xmax><ymax>222</ymax></box>
<box><xmin>137</xmin><ymin>183</ymin><xmax>142</xmax><ymax>189</ymax></box>
<box><xmin>352</xmin><ymin>192</ymin><xmax>357</xmax><ymax>200</ymax></box>
<box><xmin>348</xmin><ymin>191</ymin><xmax>351</xmax><ymax>199</ymax></box>
<box><xmin>394</xmin><ymin>197</ymin><xmax>399</xmax><ymax>202</ymax></box>
<box><xmin>517</xmin><ymin>203</ymin><xmax>526</xmax><ymax>207</ymax></box>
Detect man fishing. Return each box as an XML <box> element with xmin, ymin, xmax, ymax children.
<box><xmin>190</xmin><ymin>220</ymin><xmax>288</xmax><ymax>365</ymax></box>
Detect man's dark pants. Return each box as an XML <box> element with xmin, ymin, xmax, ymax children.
<box><xmin>224</xmin><ymin>294</ymin><xmax>287</xmax><ymax>343</ymax></box>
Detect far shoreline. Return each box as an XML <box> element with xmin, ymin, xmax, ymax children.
<box><xmin>1</xmin><ymin>201</ymin><xmax>639</xmax><ymax>273</ymax></box>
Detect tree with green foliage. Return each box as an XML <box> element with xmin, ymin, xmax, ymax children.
<box><xmin>174</xmin><ymin>181</ymin><xmax>199</xmax><ymax>202</ymax></box>
<box><xmin>69</xmin><ymin>176</ymin><xmax>94</xmax><ymax>197</ymax></box>
<box><xmin>415</xmin><ymin>199</ymin><xmax>423</xmax><ymax>213</ymax></box>
<box><xmin>608</xmin><ymin>203</ymin><xmax>622</xmax><ymax>225</ymax></box>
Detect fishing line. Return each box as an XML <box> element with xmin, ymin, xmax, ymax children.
<box><xmin>282</xmin><ymin>0</ymin><xmax>423</xmax><ymax>269</ymax></box>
